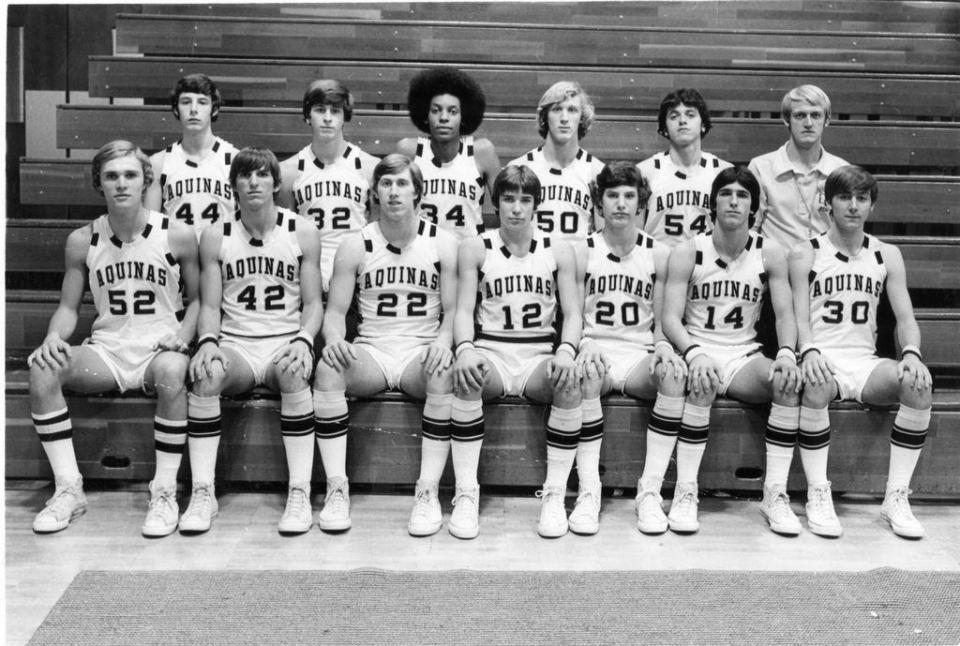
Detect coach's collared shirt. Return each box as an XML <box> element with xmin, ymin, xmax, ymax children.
<box><xmin>749</xmin><ymin>142</ymin><xmax>847</xmax><ymax>248</ymax></box>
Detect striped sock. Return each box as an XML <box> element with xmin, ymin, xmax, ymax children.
<box><xmin>641</xmin><ymin>393</ymin><xmax>684</xmax><ymax>488</ymax></box>
<box><xmin>282</xmin><ymin>388</ymin><xmax>315</xmax><ymax>484</ymax></box>
<box><xmin>577</xmin><ymin>397</ymin><xmax>603</xmax><ymax>491</ymax></box>
<box><xmin>153</xmin><ymin>415</ymin><xmax>187</xmax><ymax>487</ymax></box>
<box><xmin>676</xmin><ymin>402</ymin><xmax>710</xmax><ymax>484</ymax></box>
<box><xmin>33</xmin><ymin>407</ymin><xmax>81</xmax><ymax>480</ymax></box>
<box><xmin>799</xmin><ymin>405</ymin><xmax>831</xmax><ymax>487</ymax></box>
<box><xmin>887</xmin><ymin>404</ymin><xmax>930</xmax><ymax>490</ymax></box>
<box><xmin>763</xmin><ymin>403</ymin><xmax>799</xmax><ymax>488</ymax></box>
<box><xmin>451</xmin><ymin>396</ymin><xmax>483</xmax><ymax>489</ymax></box>
<box><xmin>544</xmin><ymin>405</ymin><xmax>582</xmax><ymax>490</ymax></box>
<box><xmin>314</xmin><ymin>390</ymin><xmax>349</xmax><ymax>481</ymax></box>
<box><xmin>187</xmin><ymin>393</ymin><xmax>222</xmax><ymax>485</ymax></box>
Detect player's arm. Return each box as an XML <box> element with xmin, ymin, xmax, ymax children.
<box><xmin>763</xmin><ymin>238</ymin><xmax>801</xmax><ymax>393</ymax></box>
<box><xmin>881</xmin><ymin>242</ymin><xmax>932</xmax><ymax>391</ymax></box>
<box><xmin>452</xmin><ymin>237</ymin><xmax>487</xmax><ymax>392</ymax></box>
<box><xmin>650</xmin><ymin>242</ymin><xmax>686</xmax><ymax>379</ymax></box>
<box><xmin>276</xmin><ymin>155</ymin><xmax>299</xmax><ymax>211</ymax></box>
<box><xmin>474</xmin><ymin>137</ymin><xmax>502</xmax><ymax>198</ymax></box>
<box><xmin>27</xmin><ymin>225</ymin><xmax>90</xmax><ymax>370</ymax></box>
<box><xmin>551</xmin><ymin>239</ymin><xmax>582</xmax><ymax>390</ymax></box>
<box><xmin>144</xmin><ymin>151</ymin><xmax>164</xmax><ymax>212</ymax></box>
<box><xmin>422</xmin><ymin>234</ymin><xmax>459</xmax><ymax>376</ymax></box>
<box><xmin>275</xmin><ymin>223</ymin><xmax>323</xmax><ymax>379</ymax></box>
<box><xmin>159</xmin><ymin>221</ymin><xmax>201</xmax><ymax>353</ymax></box>
<box><xmin>573</xmin><ymin>241</ymin><xmax>606</xmax><ymax>379</ymax></box>
<box><xmin>190</xmin><ymin>226</ymin><xmax>227</xmax><ymax>382</ymax></box>
<box><xmin>319</xmin><ymin>232</ymin><xmax>362</xmax><ymax>372</ymax></box>
<box><xmin>788</xmin><ymin>242</ymin><xmax>832</xmax><ymax>386</ymax></box>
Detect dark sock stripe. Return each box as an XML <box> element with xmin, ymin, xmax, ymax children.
<box><xmin>678</xmin><ymin>423</ymin><xmax>709</xmax><ymax>444</ymax></box>
<box><xmin>38</xmin><ymin>429</ymin><xmax>73</xmax><ymax>443</ymax></box>
<box><xmin>580</xmin><ymin>419</ymin><xmax>604</xmax><ymax>443</ymax></box>
<box><xmin>451</xmin><ymin>417</ymin><xmax>484</xmax><ymax>442</ymax></box>
<box><xmin>765</xmin><ymin>425</ymin><xmax>798</xmax><ymax>448</ymax></box>
<box><xmin>314</xmin><ymin>414</ymin><xmax>349</xmax><ymax>439</ymax></box>
<box><xmin>33</xmin><ymin>410</ymin><xmax>71</xmax><ymax>426</ymax></box>
<box><xmin>546</xmin><ymin>426</ymin><xmax>579</xmax><ymax>449</ymax></box>
<box><xmin>422</xmin><ymin>416</ymin><xmax>451</xmax><ymax>441</ymax></box>
<box><xmin>188</xmin><ymin>417</ymin><xmax>222</xmax><ymax>438</ymax></box>
<box><xmin>155</xmin><ymin>440</ymin><xmax>186</xmax><ymax>454</ymax></box>
<box><xmin>890</xmin><ymin>425</ymin><xmax>927</xmax><ymax>449</ymax></box>
<box><xmin>648</xmin><ymin>412</ymin><xmax>679</xmax><ymax>438</ymax></box>
<box><xmin>799</xmin><ymin>427</ymin><xmax>831</xmax><ymax>450</ymax></box>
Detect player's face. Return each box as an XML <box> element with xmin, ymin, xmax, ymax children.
<box><xmin>713</xmin><ymin>181</ymin><xmax>753</xmax><ymax>230</ymax></box>
<box><xmin>377</xmin><ymin>169</ymin><xmax>418</xmax><ymax>220</ymax></box>
<box><xmin>428</xmin><ymin>94</ymin><xmax>462</xmax><ymax>143</ymax></box>
<box><xmin>307</xmin><ymin>103</ymin><xmax>345</xmax><ymax>139</ymax></box>
<box><xmin>100</xmin><ymin>155</ymin><xmax>146</xmax><ymax>209</ymax></box>
<box><xmin>546</xmin><ymin>97</ymin><xmax>582</xmax><ymax>145</ymax></box>
<box><xmin>176</xmin><ymin>92</ymin><xmax>215</xmax><ymax>130</ymax></box>
<box><xmin>829</xmin><ymin>190</ymin><xmax>874</xmax><ymax>232</ymax></box>
<box><xmin>601</xmin><ymin>185</ymin><xmax>640</xmax><ymax>228</ymax></box>
<box><xmin>498</xmin><ymin>190</ymin><xmax>537</xmax><ymax>232</ymax></box>
<box><xmin>234</xmin><ymin>166</ymin><xmax>277</xmax><ymax>211</ymax></box>
<box><xmin>787</xmin><ymin>101</ymin><xmax>827</xmax><ymax>149</ymax></box>
<box><xmin>664</xmin><ymin>102</ymin><xmax>703</xmax><ymax>147</ymax></box>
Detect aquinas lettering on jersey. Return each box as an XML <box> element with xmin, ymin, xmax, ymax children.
<box><xmin>163</xmin><ymin>177</ymin><xmax>232</xmax><ymax>202</ymax></box>
<box><xmin>95</xmin><ymin>261</ymin><xmax>168</xmax><ymax>288</ymax></box>
<box><xmin>362</xmin><ymin>266</ymin><xmax>439</xmax><ymax>290</ymax></box>
<box><xmin>689</xmin><ymin>279</ymin><xmax>762</xmax><ymax>303</ymax></box>
<box><xmin>586</xmin><ymin>273</ymin><xmax>652</xmax><ymax>300</ymax></box>
<box><xmin>811</xmin><ymin>272</ymin><xmax>884</xmax><ymax>298</ymax></box>
<box><xmin>294</xmin><ymin>180</ymin><xmax>364</xmax><ymax>209</ymax></box>
<box><xmin>222</xmin><ymin>256</ymin><xmax>298</xmax><ymax>282</ymax></box>
<box><xmin>540</xmin><ymin>184</ymin><xmax>591</xmax><ymax>210</ymax></box>
<box><xmin>655</xmin><ymin>190</ymin><xmax>710</xmax><ymax>212</ymax></box>
<box><xmin>484</xmin><ymin>274</ymin><xmax>554</xmax><ymax>299</ymax></box>
<box><xmin>423</xmin><ymin>178</ymin><xmax>478</xmax><ymax>201</ymax></box>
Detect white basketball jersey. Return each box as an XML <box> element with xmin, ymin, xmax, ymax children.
<box><xmin>86</xmin><ymin>210</ymin><xmax>183</xmax><ymax>345</ymax></box>
<box><xmin>684</xmin><ymin>232</ymin><xmax>767</xmax><ymax>347</ymax></box>
<box><xmin>581</xmin><ymin>231</ymin><xmax>660</xmax><ymax>348</ymax></box>
<box><xmin>476</xmin><ymin>229</ymin><xmax>558</xmax><ymax>342</ymax></box>
<box><xmin>160</xmin><ymin>137</ymin><xmax>237</xmax><ymax>238</ymax></box>
<box><xmin>290</xmin><ymin>143</ymin><xmax>375</xmax><ymax>290</ymax></box>
<box><xmin>638</xmin><ymin>151</ymin><xmax>731</xmax><ymax>247</ymax></box>
<box><xmin>808</xmin><ymin>233</ymin><xmax>887</xmax><ymax>354</ymax></box>
<box><xmin>414</xmin><ymin>136</ymin><xmax>485</xmax><ymax>238</ymax></box>
<box><xmin>510</xmin><ymin>147</ymin><xmax>604</xmax><ymax>244</ymax></box>
<box><xmin>218</xmin><ymin>208</ymin><xmax>304</xmax><ymax>339</ymax></box>
<box><xmin>355</xmin><ymin>219</ymin><xmax>450</xmax><ymax>342</ymax></box>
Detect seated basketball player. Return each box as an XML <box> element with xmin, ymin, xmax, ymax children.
<box><xmin>789</xmin><ymin>165</ymin><xmax>933</xmax><ymax>539</ymax></box>
<box><xmin>397</xmin><ymin>66</ymin><xmax>500</xmax><ymax>239</ymax></box>
<box><xmin>660</xmin><ymin>166</ymin><xmax>802</xmax><ymax>535</ymax></box>
<box><xmin>145</xmin><ymin>74</ymin><xmax>238</xmax><ymax>239</ymax></box>
<box><xmin>180</xmin><ymin>147</ymin><xmax>323</xmax><ymax>536</ymax></box>
<box><xmin>29</xmin><ymin>140</ymin><xmax>200</xmax><ymax>537</ymax></box>
<box><xmin>452</xmin><ymin>164</ymin><xmax>582</xmax><ymax>539</ymax></box>
<box><xmin>573</xmin><ymin>162</ymin><xmax>687</xmax><ymax>536</ymax></box>
<box><xmin>313</xmin><ymin>153</ymin><xmax>458</xmax><ymax>535</ymax></box>
<box><xmin>278</xmin><ymin>79</ymin><xmax>379</xmax><ymax>293</ymax></box>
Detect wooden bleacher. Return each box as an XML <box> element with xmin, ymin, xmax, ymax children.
<box><xmin>7</xmin><ymin>1</ymin><xmax>960</xmax><ymax>494</ymax></box>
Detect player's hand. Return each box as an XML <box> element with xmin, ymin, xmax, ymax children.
<box><xmin>154</xmin><ymin>334</ymin><xmax>190</xmax><ymax>354</ymax></box>
<box><xmin>548</xmin><ymin>350</ymin><xmax>578</xmax><ymax>391</ymax></box>
<box><xmin>274</xmin><ymin>339</ymin><xmax>314</xmax><ymax>380</ymax></box>
<box><xmin>686</xmin><ymin>354</ymin><xmax>720</xmax><ymax>395</ymax></box>
<box><xmin>421</xmin><ymin>342</ymin><xmax>453</xmax><ymax>376</ymax></box>
<box><xmin>190</xmin><ymin>342</ymin><xmax>228</xmax><ymax>383</ymax></box>
<box><xmin>27</xmin><ymin>336</ymin><xmax>72</xmax><ymax>371</ymax></box>
<box><xmin>576</xmin><ymin>341</ymin><xmax>607</xmax><ymax>383</ymax></box>
<box><xmin>652</xmin><ymin>343</ymin><xmax>687</xmax><ymax>381</ymax></box>
<box><xmin>321</xmin><ymin>339</ymin><xmax>357</xmax><ymax>372</ymax></box>
<box><xmin>898</xmin><ymin>354</ymin><xmax>932</xmax><ymax>392</ymax></box>
<box><xmin>769</xmin><ymin>356</ymin><xmax>801</xmax><ymax>394</ymax></box>
<box><xmin>800</xmin><ymin>350</ymin><xmax>834</xmax><ymax>386</ymax></box>
<box><xmin>453</xmin><ymin>348</ymin><xmax>489</xmax><ymax>393</ymax></box>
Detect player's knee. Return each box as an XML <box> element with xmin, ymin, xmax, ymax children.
<box><xmin>686</xmin><ymin>388</ymin><xmax>716</xmax><ymax>407</ymax></box>
<box><xmin>772</xmin><ymin>388</ymin><xmax>799</xmax><ymax>408</ymax></box>
<box><xmin>151</xmin><ymin>354</ymin><xmax>188</xmax><ymax>393</ymax></box>
<box><xmin>657</xmin><ymin>371</ymin><xmax>686</xmax><ymax>398</ymax></box>
<box><xmin>553</xmin><ymin>383</ymin><xmax>581</xmax><ymax>408</ymax></box>
<box><xmin>28</xmin><ymin>362</ymin><xmax>64</xmax><ymax>398</ymax></box>
<box><xmin>899</xmin><ymin>380</ymin><xmax>933</xmax><ymax>409</ymax></box>
<box><xmin>801</xmin><ymin>381</ymin><xmax>833</xmax><ymax>409</ymax></box>
<box><xmin>580</xmin><ymin>374</ymin><xmax>603</xmax><ymax>399</ymax></box>
<box><xmin>312</xmin><ymin>361</ymin><xmax>344</xmax><ymax>391</ymax></box>
<box><xmin>277</xmin><ymin>369</ymin><xmax>310</xmax><ymax>393</ymax></box>
<box><xmin>191</xmin><ymin>367</ymin><xmax>226</xmax><ymax>398</ymax></box>
<box><xmin>425</xmin><ymin>368</ymin><xmax>453</xmax><ymax>394</ymax></box>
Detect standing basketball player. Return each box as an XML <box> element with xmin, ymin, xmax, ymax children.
<box><xmin>453</xmin><ymin>165</ymin><xmax>582</xmax><ymax>539</ymax></box>
<box><xmin>638</xmin><ymin>89</ymin><xmax>732</xmax><ymax>247</ymax></box>
<box><xmin>660</xmin><ymin>166</ymin><xmax>802</xmax><ymax>535</ymax></box>
<box><xmin>29</xmin><ymin>140</ymin><xmax>200</xmax><ymax>536</ymax></box>
<box><xmin>397</xmin><ymin>67</ymin><xmax>500</xmax><ymax>238</ymax></box>
<box><xmin>313</xmin><ymin>154</ymin><xmax>458</xmax><ymax>535</ymax></box>
<box><xmin>789</xmin><ymin>166</ymin><xmax>932</xmax><ymax>539</ymax></box>
<box><xmin>180</xmin><ymin>148</ymin><xmax>323</xmax><ymax>535</ymax></box>
<box><xmin>279</xmin><ymin>80</ymin><xmax>379</xmax><ymax>292</ymax></box>
<box><xmin>145</xmin><ymin>74</ymin><xmax>238</xmax><ymax>239</ymax></box>
<box><xmin>510</xmin><ymin>81</ymin><xmax>604</xmax><ymax>244</ymax></box>
<box><xmin>573</xmin><ymin>162</ymin><xmax>687</xmax><ymax>535</ymax></box>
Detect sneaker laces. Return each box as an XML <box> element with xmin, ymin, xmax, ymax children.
<box><xmin>42</xmin><ymin>486</ymin><xmax>82</xmax><ymax>519</ymax></box>
<box><xmin>324</xmin><ymin>481</ymin><xmax>349</xmax><ymax>514</ymax></box>
<box><xmin>887</xmin><ymin>487</ymin><xmax>916</xmax><ymax>519</ymax></box>
<box><xmin>574</xmin><ymin>490</ymin><xmax>599</xmax><ymax>513</ymax></box>
<box><xmin>411</xmin><ymin>487</ymin><xmax>438</xmax><ymax>520</ymax></box>
<box><xmin>637</xmin><ymin>490</ymin><xmax>664</xmax><ymax>516</ymax></box>
<box><xmin>283</xmin><ymin>487</ymin><xmax>310</xmax><ymax>518</ymax></box>
<box><xmin>673</xmin><ymin>488</ymin><xmax>698</xmax><ymax>515</ymax></box>
<box><xmin>147</xmin><ymin>487</ymin><xmax>177</xmax><ymax>517</ymax></box>
<box><xmin>452</xmin><ymin>488</ymin><xmax>478</xmax><ymax>510</ymax></box>
<box><xmin>185</xmin><ymin>485</ymin><xmax>213</xmax><ymax>518</ymax></box>
<box><xmin>808</xmin><ymin>486</ymin><xmax>834</xmax><ymax>515</ymax></box>
<box><xmin>536</xmin><ymin>488</ymin><xmax>565</xmax><ymax>522</ymax></box>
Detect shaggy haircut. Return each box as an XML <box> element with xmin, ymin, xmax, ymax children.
<box><xmin>594</xmin><ymin>161</ymin><xmax>651</xmax><ymax>207</ymax></box>
<box><xmin>709</xmin><ymin>165</ymin><xmax>761</xmax><ymax>228</ymax></box>
<box><xmin>781</xmin><ymin>84</ymin><xmax>832</xmax><ymax>122</ymax></box>
<box><xmin>536</xmin><ymin>80</ymin><xmax>595</xmax><ymax>140</ymax></box>
<box><xmin>372</xmin><ymin>153</ymin><xmax>424</xmax><ymax>205</ymax></box>
<box><xmin>407</xmin><ymin>67</ymin><xmax>486</xmax><ymax>135</ymax></box>
<box><xmin>825</xmin><ymin>165</ymin><xmax>878</xmax><ymax>203</ymax></box>
<box><xmin>229</xmin><ymin>147</ymin><xmax>281</xmax><ymax>193</ymax></box>
<box><xmin>91</xmin><ymin>140</ymin><xmax>153</xmax><ymax>196</ymax></box>
<box><xmin>171</xmin><ymin>73</ymin><xmax>222</xmax><ymax>122</ymax></box>
<box><xmin>492</xmin><ymin>164</ymin><xmax>542</xmax><ymax>210</ymax></box>
<box><xmin>657</xmin><ymin>88</ymin><xmax>713</xmax><ymax>139</ymax></box>
<box><xmin>302</xmin><ymin>79</ymin><xmax>354</xmax><ymax>122</ymax></box>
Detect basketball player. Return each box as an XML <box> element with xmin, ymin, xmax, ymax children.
<box><xmin>748</xmin><ymin>85</ymin><xmax>848</xmax><ymax>247</ymax></box>
<box><xmin>638</xmin><ymin>89</ymin><xmax>732</xmax><ymax>247</ymax></box>
<box><xmin>510</xmin><ymin>81</ymin><xmax>604</xmax><ymax>244</ymax></box>
<box><xmin>453</xmin><ymin>165</ymin><xmax>582</xmax><ymax>539</ymax></box>
<box><xmin>180</xmin><ymin>148</ymin><xmax>323</xmax><ymax>535</ymax></box>
<box><xmin>789</xmin><ymin>166</ymin><xmax>932</xmax><ymax>539</ymax></box>
<box><xmin>145</xmin><ymin>74</ymin><xmax>238</xmax><ymax>239</ymax></box>
<box><xmin>279</xmin><ymin>79</ymin><xmax>379</xmax><ymax>292</ymax></box>
<box><xmin>660</xmin><ymin>166</ymin><xmax>802</xmax><ymax>535</ymax></box>
<box><xmin>29</xmin><ymin>140</ymin><xmax>200</xmax><ymax>536</ymax></box>
<box><xmin>573</xmin><ymin>162</ymin><xmax>687</xmax><ymax>535</ymax></box>
<box><xmin>314</xmin><ymin>154</ymin><xmax>458</xmax><ymax>536</ymax></box>
<box><xmin>397</xmin><ymin>67</ymin><xmax>500</xmax><ymax>238</ymax></box>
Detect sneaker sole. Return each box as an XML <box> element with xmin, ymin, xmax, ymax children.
<box><xmin>33</xmin><ymin>505</ymin><xmax>87</xmax><ymax>534</ymax></box>
<box><xmin>637</xmin><ymin>521</ymin><xmax>668</xmax><ymax>535</ymax></box>
<box><xmin>568</xmin><ymin>520</ymin><xmax>599</xmax><ymax>535</ymax></box>
<box><xmin>317</xmin><ymin>519</ymin><xmax>352</xmax><ymax>532</ymax></box>
<box><xmin>667</xmin><ymin>520</ymin><xmax>699</xmax><ymax>534</ymax></box>
<box><xmin>537</xmin><ymin>524</ymin><xmax>568</xmax><ymax>539</ymax></box>
<box><xmin>179</xmin><ymin>510</ymin><xmax>218</xmax><ymax>535</ymax></box>
<box><xmin>880</xmin><ymin>511</ymin><xmax>925</xmax><ymax>539</ymax></box>
<box><xmin>760</xmin><ymin>509</ymin><xmax>802</xmax><ymax>537</ymax></box>
<box><xmin>141</xmin><ymin>521</ymin><xmax>178</xmax><ymax>538</ymax></box>
<box><xmin>806</xmin><ymin>522</ymin><xmax>842</xmax><ymax>538</ymax></box>
<box><xmin>409</xmin><ymin>521</ymin><xmax>443</xmax><ymax>537</ymax></box>
<box><xmin>278</xmin><ymin>521</ymin><xmax>313</xmax><ymax>535</ymax></box>
<box><xmin>448</xmin><ymin>523</ymin><xmax>479</xmax><ymax>540</ymax></box>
